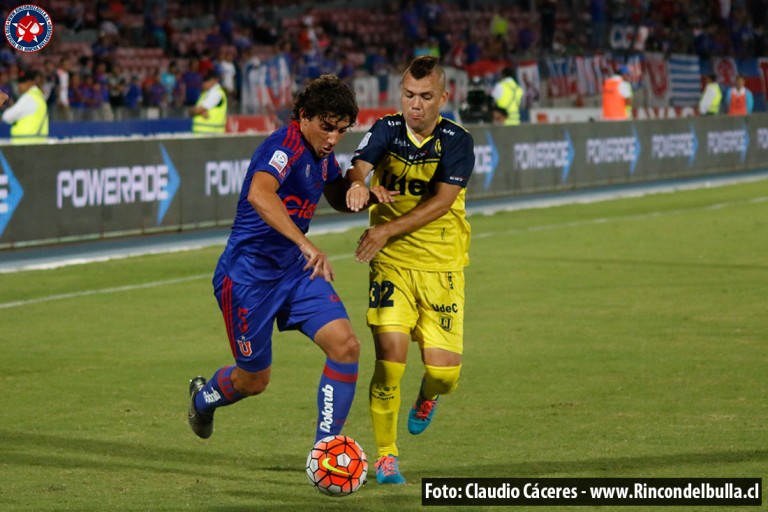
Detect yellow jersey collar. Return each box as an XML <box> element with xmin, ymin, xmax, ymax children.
<box><xmin>404</xmin><ymin>114</ymin><xmax>441</xmax><ymax>148</ymax></box>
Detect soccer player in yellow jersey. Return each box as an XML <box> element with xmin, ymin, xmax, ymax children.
<box><xmin>346</xmin><ymin>56</ymin><xmax>475</xmax><ymax>484</ymax></box>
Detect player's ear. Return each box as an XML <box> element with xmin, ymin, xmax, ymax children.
<box><xmin>439</xmin><ymin>89</ymin><xmax>449</xmax><ymax>108</ymax></box>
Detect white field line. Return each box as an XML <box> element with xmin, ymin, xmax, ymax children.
<box><xmin>0</xmin><ymin>194</ymin><xmax>766</xmax><ymax>311</ymax></box>
<box><xmin>0</xmin><ymin>253</ymin><xmax>351</xmax><ymax>310</ymax></box>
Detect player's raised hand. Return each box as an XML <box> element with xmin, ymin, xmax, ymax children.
<box><xmin>300</xmin><ymin>240</ymin><xmax>335</xmax><ymax>282</ymax></box>
<box><xmin>369</xmin><ymin>185</ymin><xmax>399</xmax><ymax>206</ymax></box>
<box><xmin>346</xmin><ymin>182</ymin><xmax>400</xmax><ymax>212</ymax></box>
<box><xmin>346</xmin><ymin>181</ymin><xmax>370</xmax><ymax>212</ymax></box>
<box><xmin>355</xmin><ymin>225</ymin><xmax>391</xmax><ymax>263</ymax></box>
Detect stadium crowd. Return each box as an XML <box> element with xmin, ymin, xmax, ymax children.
<box><xmin>0</xmin><ymin>0</ymin><xmax>765</xmax><ymax>121</ymax></box>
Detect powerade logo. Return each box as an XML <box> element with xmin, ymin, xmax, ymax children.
<box><xmin>758</xmin><ymin>128</ymin><xmax>768</xmax><ymax>151</ymax></box>
<box><xmin>650</xmin><ymin>126</ymin><xmax>698</xmax><ymax>167</ymax></box>
<box><xmin>586</xmin><ymin>128</ymin><xmax>641</xmax><ymax>173</ymax></box>
<box><xmin>473</xmin><ymin>130</ymin><xmax>499</xmax><ymax>190</ymax></box>
<box><xmin>708</xmin><ymin>126</ymin><xmax>749</xmax><ymax>162</ymax></box>
<box><xmin>4</xmin><ymin>5</ymin><xmax>53</xmax><ymax>53</ymax></box>
<box><xmin>0</xmin><ymin>151</ymin><xmax>23</xmax><ymax>237</ymax></box>
<box><xmin>205</xmin><ymin>159</ymin><xmax>249</xmax><ymax>196</ymax></box>
<box><xmin>55</xmin><ymin>143</ymin><xmax>179</xmax><ymax>224</ymax></box>
<box><xmin>513</xmin><ymin>130</ymin><xmax>574</xmax><ymax>182</ymax></box>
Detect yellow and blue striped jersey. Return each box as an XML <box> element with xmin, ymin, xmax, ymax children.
<box><xmin>353</xmin><ymin>114</ymin><xmax>475</xmax><ymax>271</ymax></box>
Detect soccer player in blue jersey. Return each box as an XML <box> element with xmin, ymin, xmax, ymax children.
<box><xmin>346</xmin><ymin>56</ymin><xmax>475</xmax><ymax>484</ymax></box>
<box><xmin>187</xmin><ymin>75</ymin><xmax>387</xmax><ymax>444</ymax></box>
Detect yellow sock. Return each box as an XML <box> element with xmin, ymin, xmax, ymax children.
<box><xmin>369</xmin><ymin>359</ymin><xmax>405</xmax><ymax>458</ymax></box>
<box><xmin>422</xmin><ymin>364</ymin><xmax>461</xmax><ymax>400</ymax></box>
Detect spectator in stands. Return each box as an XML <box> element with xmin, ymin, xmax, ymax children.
<box><xmin>694</xmin><ymin>22</ymin><xmax>720</xmax><ymax>58</ymax></box>
<box><xmin>107</xmin><ymin>64</ymin><xmax>126</xmax><ymax>117</ymax></box>
<box><xmin>144</xmin><ymin>4</ymin><xmax>169</xmax><ymax>50</ymax></box>
<box><xmin>698</xmin><ymin>73</ymin><xmax>722</xmax><ymax>115</ymax></box>
<box><xmin>180</xmin><ymin>60</ymin><xmax>203</xmax><ymax>106</ymax></box>
<box><xmin>92</xmin><ymin>32</ymin><xmax>117</xmax><ymax>64</ymax></box>
<box><xmin>145</xmin><ymin>71</ymin><xmax>167</xmax><ymax>108</ymax></box>
<box><xmin>538</xmin><ymin>0</ymin><xmax>558</xmax><ymax>53</ymax></box>
<box><xmin>320</xmin><ymin>47</ymin><xmax>339</xmax><ymax>76</ymax></box>
<box><xmin>160</xmin><ymin>61</ymin><xmax>179</xmax><ymax>107</ymax></box>
<box><xmin>414</xmin><ymin>37</ymin><xmax>440</xmax><ymax>58</ymax></box>
<box><xmin>218</xmin><ymin>47</ymin><xmax>237</xmax><ymax>100</ymax></box>
<box><xmin>56</xmin><ymin>57</ymin><xmax>73</xmax><ymax>121</ymax></box>
<box><xmin>517</xmin><ymin>17</ymin><xmax>537</xmax><ymax>54</ymax></box>
<box><xmin>464</xmin><ymin>34</ymin><xmax>482</xmax><ymax>65</ymax></box>
<box><xmin>1</xmin><ymin>70</ymin><xmax>48</xmax><ymax>144</ymax></box>
<box><xmin>602</xmin><ymin>66</ymin><xmax>633</xmax><ymax>121</ymax></box>
<box><xmin>64</xmin><ymin>2</ymin><xmax>85</xmax><ymax>32</ymax></box>
<box><xmin>93</xmin><ymin>62</ymin><xmax>113</xmax><ymax>121</ymax></box>
<box><xmin>589</xmin><ymin>0</ymin><xmax>608</xmax><ymax>50</ymax></box>
<box><xmin>189</xmin><ymin>69</ymin><xmax>227</xmax><ymax>134</ymax></box>
<box><xmin>489</xmin><ymin>6</ymin><xmax>510</xmax><ymax>38</ymax></box>
<box><xmin>0</xmin><ymin>90</ymin><xmax>7</xmax><ymax>106</ymax></box>
<box><xmin>423</xmin><ymin>0</ymin><xmax>450</xmax><ymax>57</ymax></box>
<box><xmin>725</xmin><ymin>74</ymin><xmax>754</xmax><ymax>115</ymax></box>
<box><xmin>123</xmin><ymin>75</ymin><xmax>143</xmax><ymax>113</ymax></box>
<box><xmin>80</xmin><ymin>74</ymin><xmax>103</xmax><ymax>119</ymax></box>
<box><xmin>337</xmin><ymin>54</ymin><xmax>355</xmax><ymax>85</ymax></box>
<box><xmin>41</xmin><ymin>60</ymin><xmax>58</xmax><ymax>109</ymax></box>
<box><xmin>400</xmin><ymin>0</ymin><xmax>423</xmax><ymax>43</ymax></box>
<box><xmin>491</xmin><ymin>67</ymin><xmax>524</xmax><ymax>125</ymax></box>
<box><xmin>68</xmin><ymin>73</ymin><xmax>85</xmax><ymax>113</ymax></box>
<box><xmin>484</xmin><ymin>34</ymin><xmax>508</xmax><ymax>61</ymax></box>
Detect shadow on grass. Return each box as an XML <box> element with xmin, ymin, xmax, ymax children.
<box><xmin>2</xmin><ymin>428</ymin><xmax>765</xmax><ymax>480</ymax></box>
<box><xmin>0</xmin><ymin>429</ymin><xmax>298</xmax><ymax>478</ymax></box>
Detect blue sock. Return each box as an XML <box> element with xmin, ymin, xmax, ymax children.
<box><xmin>315</xmin><ymin>358</ymin><xmax>358</xmax><ymax>442</ymax></box>
<box><xmin>194</xmin><ymin>365</ymin><xmax>245</xmax><ymax>414</ymax></box>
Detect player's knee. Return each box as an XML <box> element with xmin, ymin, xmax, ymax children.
<box><xmin>325</xmin><ymin>331</ymin><xmax>360</xmax><ymax>363</ymax></box>
<box><xmin>232</xmin><ymin>368</ymin><xmax>270</xmax><ymax>396</ymax></box>
<box><xmin>424</xmin><ymin>364</ymin><xmax>461</xmax><ymax>395</ymax></box>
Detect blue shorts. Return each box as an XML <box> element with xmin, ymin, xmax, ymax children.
<box><xmin>213</xmin><ymin>259</ymin><xmax>349</xmax><ymax>373</ymax></box>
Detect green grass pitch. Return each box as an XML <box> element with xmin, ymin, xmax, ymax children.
<box><xmin>0</xmin><ymin>179</ymin><xmax>766</xmax><ymax>511</ymax></box>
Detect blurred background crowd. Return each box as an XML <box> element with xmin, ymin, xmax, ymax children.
<box><xmin>0</xmin><ymin>0</ymin><xmax>765</xmax><ymax>122</ymax></box>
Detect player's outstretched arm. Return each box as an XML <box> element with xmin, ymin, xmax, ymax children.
<box><xmin>324</xmin><ymin>173</ymin><xmax>399</xmax><ymax>213</ymax></box>
<box><xmin>248</xmin><ymin>171</ymin><xmax>335</xmax><ymax>281</ymax></box>
<box><xmin>345</xmin><ymin>160</ymin><xmax>398</xmax><ymax>212</ymax></box>
<box><xmin>355</xmin><ymin>182</ymin><xmax>460</xmax><ymax>263</ymax></box>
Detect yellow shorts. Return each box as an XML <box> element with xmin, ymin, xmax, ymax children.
<box><xmin>366</xmin><ymin>262</ymin><xmax>464</xmax><ymax>354</ymax></box>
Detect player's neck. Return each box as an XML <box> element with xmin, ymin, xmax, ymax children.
<box><xmin>406</xmin><ymin>119</ymin><xmax>437</xmax><ymax>143</ymax></box>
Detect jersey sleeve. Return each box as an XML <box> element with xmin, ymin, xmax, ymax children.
<box><xmin>352</xmin><ymin>117</ymin><xmax>393</xmax><ymax>166</ymax></box>
<box><xmin>435</xmin><ymin>129</ymin><xmax>475</xmax><ymax>188</ymax></box>
<box><xmin>251</xmin><ymin>138</ymin><xmax>299</xmax><ymax>185</ymax></box>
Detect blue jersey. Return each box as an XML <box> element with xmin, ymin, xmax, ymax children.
<box><xmin>218</xmin><ymin>121</ymin><xmax>342</xmax><ymax>284</ymax></box>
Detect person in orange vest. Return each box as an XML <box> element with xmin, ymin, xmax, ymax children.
<box><xmin>725</xmin><ymin>74</ymin><xmax>754</xmax><ymax>116</ymax></box>
<box><xmin>602</xmin><ymin>66</ymin><xmax>632</xmax><ymax>121</ymax></box>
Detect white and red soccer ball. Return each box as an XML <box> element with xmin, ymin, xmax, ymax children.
<box><xmin>306</xmin><ymin>435</ymin><xmax>367</xmax><ymax>496</ymax></box>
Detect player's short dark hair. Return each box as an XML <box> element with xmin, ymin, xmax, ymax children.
<box><xmin>403</xmin><ymin>56</ymin><xmax>446</xmax><ymax>90</ymax></box>
<box><xmin>292</xmin><ymin>75</ymin><xmax>358</xmax><ymax>127</ymax></box>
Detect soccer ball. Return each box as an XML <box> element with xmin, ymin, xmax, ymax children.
<box><xmin>306</xmin><ymin>435</ymin><xmax>368</xmax><ymax>496</ymax></box>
